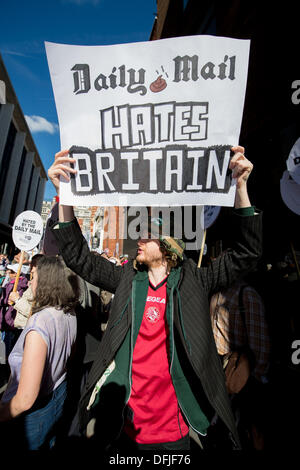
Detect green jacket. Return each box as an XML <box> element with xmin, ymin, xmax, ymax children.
<box><xmin>89</xmin><ymin>267</ymin><xmax>210</xmax><ymax>437</ymax></box>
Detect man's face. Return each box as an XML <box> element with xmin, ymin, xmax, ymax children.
<box><xmin>136</xmin><ymin>236</ymin><xmax>163</xmax><ymax>267</ymax></box>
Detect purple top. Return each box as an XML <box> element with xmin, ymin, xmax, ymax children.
<box><xmin>0</xmin><ymin>276</ymin><xmax>28</xmax><ymax>329</ymax></box>
<box><xmin>1</xmin><ymin>306</ymin><xmax>77</xmax><ymax>403</ymax></box>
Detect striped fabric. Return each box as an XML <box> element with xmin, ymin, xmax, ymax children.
<box><xmin>210</xmin><ymin>281</ymin><xmax>271</xmax><ymax>381</ymax></box>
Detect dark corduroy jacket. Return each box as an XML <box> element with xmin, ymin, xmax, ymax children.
<box><xmin>52</xmin><ymin>210</ymin><xmax>262</xmax><ymax>449</ymax></box>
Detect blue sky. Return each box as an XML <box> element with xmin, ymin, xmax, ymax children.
<box><xmin>0</xmin><ymin>0</ymin><xmax>156</xmax><ymax>200</ymax></box>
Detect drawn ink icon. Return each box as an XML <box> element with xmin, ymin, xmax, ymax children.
<box><xmin>150</xmin><ymin>66</ymin><xmax>168</xmax><ymax>93</ymax></box>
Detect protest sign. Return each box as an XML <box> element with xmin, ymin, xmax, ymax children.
<box><xmin>45</xmin><ymin>35</ymin><xmax>250</xmax><ymax>207</ymax></box>
<box><xmin>204</xmin><ymin>205</ymin><xmax>221</xmax><ymax>229</ymax></box>
<box><xmin>280</xmin><ymin>170</ymin><xmax>300</xmax><ymax>216</ymax></box>
<box><xmin>286</xmin><ymin>137</ymin><xmax>300</xmax><ymax>184</ymax></box>
<box><xmin>12</xmin><ymin>211</ymin><xmax>44</xmax><ymax>252</ymax></box>
<box><xmin>10</xmin><ymin>211</ymin><xmax>43</xmax><ymax>300</ymax></box>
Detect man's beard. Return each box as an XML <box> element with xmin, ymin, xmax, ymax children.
<box><xmin>136</xmin><ymin>252</ymin><xmax>164</xmax><ymax>268</ymax></box>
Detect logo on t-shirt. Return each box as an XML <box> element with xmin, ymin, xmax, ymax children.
<box><xmin>146</xmin><ymin>296</ymin><xmax>165</xmax><ymax>304</ymax></box>
<box><xmin>145</xmin><ymin>306</ymin><xmax>160</xmax><ymax>323</ymax></box>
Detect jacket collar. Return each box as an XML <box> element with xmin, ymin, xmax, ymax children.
<box><xmin>134</xmin><ymin>270</ymin><xmax>148</xmax><ymax>281</ymax></box>
<box><xmin>133</xmin><ymin>265</ymin><xmax>181</xmax><ymax>287</ymax></box>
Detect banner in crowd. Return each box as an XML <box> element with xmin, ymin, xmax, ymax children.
<box><xmin>46</xmin><ymin>35</ymin><xmax>250</xmax><ymax>207</ymax></box>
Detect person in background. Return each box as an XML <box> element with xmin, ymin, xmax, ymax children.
<box><xmin>65</xmin><ymin>270</ymin><xmax>103</xmax><ymax>443</ymax></box>
<box><xmin>0</xmin><ymin>256</ymin><xmax>78</xmax><ymax>450</ymax></box>
<box><xmin>8</xmin><ymin>254</ymin><xmax>45</xmax><ymax>330</ymax></box>
<box><xmin>209</xmin><ymin>278</ymin><xmax>271</xmax><ymax>449</ymax></box>
<box><xmin>0</xmin><ymin>257</ymin><xmax>10</xmax><ymax>289</ymax></box>
<box><xmin>0</xmin><ymin>254</ymin><xmax>8</xmax><ymax>271</ymax></box>
<box><xmin>0</xmin><ymin>263</ymin><xmax>28</xmax><ymax>357</ymax></box>
<box><xmin>0</xmin><ymin>266</ymin><xmax>6</xmax><ymax>290</ymax></box>
<box><xmin>13</xmin><ymin>251</ymin><xmax>30</xmax><ymax>266</ymax></box>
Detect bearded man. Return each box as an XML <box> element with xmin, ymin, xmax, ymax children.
<box><xmin>48</xmin><ymin>145</ymin><xmax>262</xmax><ymax>451</ymax></box>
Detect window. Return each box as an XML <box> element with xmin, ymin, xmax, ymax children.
<box><xmin>9</xmin><ymin>145</ymin><xmax>27</xmax><ymax>225</ymax></box>
<box><xmin>0</xmin><ymin>121</ymin><xmax>17</xmax><ymax>207</ymax></box>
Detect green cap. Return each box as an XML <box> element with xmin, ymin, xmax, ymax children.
<box><xmin>149</xmin><ymin>217</ymin><xmax>185</xmax><ymax>260</ymax></box>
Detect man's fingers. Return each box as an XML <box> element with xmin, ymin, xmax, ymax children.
<box><xmin>231</xmin><ymin>156</ymin><xmax>252</xmax><ymax>170</ymax></box>
<box><xmin>232</xmin><ymin>162</ymin><xmax>253</xmax><ymax>182</ymax></box>
<box><xmin>229</xmin><ymin>152</ymin><xmax>246</xmax><ymax>167</ymax></box>
<box><xmin>54</xmin><ymin>149</ymin><xmax>70</xmax><ymax>160</ymax></box>
<box><xmin>53</xmin><ymin>155</ymin><xmax>77</xmax><ymax>167</ymax></box>
<box><xmin>48</xmin><ymin>167</ymin><xmax>69</xmax><ymax>181</ymax></box>
<box><xmin>49</xmin><ymin>160</ymin><xmax>77</xmax><ymax>176</ymax></box>
<box><xmin>48</xmin><ymin>164</ymin><xmax>77</xmax><ymax>181</ymax></box>
<box><xmin>231</xmin><ymin>160</ymin><xmax>253</xmax><ymax>177</ymax></box>
<box><xmin>231</xmin><ymin>145</ymin><xmax>245</xmax><ymax>154</ymax></box>
<box><xmin>229</xmin><ymin>146</ymin><xmax>253</xmax><ymax>183</ymax></box>
<box><xmin>48</xmin><ymin>149</ymin><xmax>77</xmax><ymax>191</ymax></box>
<box><xmin>232</xmin><ymin>166</ymin><xmax>252</xmax><ymax>180</ymax></box>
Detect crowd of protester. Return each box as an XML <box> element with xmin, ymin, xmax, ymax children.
<box><xmin>0</xmin><ymin>233</ymin><xmax>297</xmax><ymax>449</ymax></box>
<box><xmin>0</xmin><ymin>247</ymin><xmax>274</xmax><ymax>452</ymax></box>
<box><xmin>0</xmin><ymin>237</ymin><xmax>298</xmax><ymax>451</ymax></box>
<box><xmin>0</xmin><ymin>246</ymin><xmax>297</xmax><ymax>449</ymax></box>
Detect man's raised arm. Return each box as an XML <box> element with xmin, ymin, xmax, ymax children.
<box><xmin>47</xmin><ymin>149</ymin><xmax>77</xmax><ymax>222</ymax></box>
<box><xmin>230</xmin><ymin>145</ymin><xmax>253</xmax><ymax>209</ymax></box>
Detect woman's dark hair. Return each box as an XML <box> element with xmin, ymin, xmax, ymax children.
<box><xmin>30</xmin><ymin>253</ymin><xmax>44</xmax><ymax>269</ymax></box>
<box><xmin>31</xmin><ymin>256</ymin><xmax>79</xmax><ymax>314</ymax></box>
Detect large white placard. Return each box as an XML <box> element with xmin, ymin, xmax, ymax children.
<box><xmin>45</xmin><ymin>35</ymin><xmax>250</xmax><ymax>207</ymax></box>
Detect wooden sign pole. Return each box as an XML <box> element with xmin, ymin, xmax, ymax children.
<box><xmin>197</xmin><ymin>229</ymin><xmax>207</xmax><ymax>268</ymax></box>
<box><xmin>10</xmin><ymin>250</ymin><xmax>25</xmax><ymax>300</ymax></box>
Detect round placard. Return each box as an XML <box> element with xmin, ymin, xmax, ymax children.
<box><xmin>204</xmin><ymin>205</ymin><xmax>221</xmax><ymax>229</ymax></box>
<box><xmin>286</xmin><ymin>137</ymin><xmax>300</xmax><ymax>184</ymax></box>
<box><xmin>280</xmin><ymin>170</ymin><xmax>300</xmax><ymax>216</ymax></box>
<box><xmin>12</xmin><ymin>210</ymin><xmax>44</xmax><ymax>251</ymax></box>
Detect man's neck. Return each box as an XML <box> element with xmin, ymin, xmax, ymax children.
<box><xmin>147</xmin><ymin>263</ymin><xmax>169</xmax><ymax>287</ymax></box>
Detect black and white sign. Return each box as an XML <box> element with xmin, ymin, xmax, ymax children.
<box><xmin>45</xmin><ymin>35</ymin><xmax>250</xmax><ymax>207</ymax></box>
<box><xmin>12</xmin><ymin>211</ymin><xmax>44</xmax><ymax>251</ymax></box>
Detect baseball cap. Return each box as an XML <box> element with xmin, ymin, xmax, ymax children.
<box><xmin>6</xmin><ymin>263</ymin><xmax>29</xmax><ymax>275</ymax></box>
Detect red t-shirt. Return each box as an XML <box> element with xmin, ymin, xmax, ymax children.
<box><xmin>124</xmin><ymin>277</ymin><xmax>189</xmax><ymax>444</ymax></box>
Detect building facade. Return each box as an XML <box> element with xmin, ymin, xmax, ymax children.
<box><xmin>0</xmin><ymin>53</ymin><xmax>47</xmax><ymax>254</ymax></box>
<box><xmin>41</xmin><ymin>200</ymin><xmax>53</xmax><ymax>228</ymax></box>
